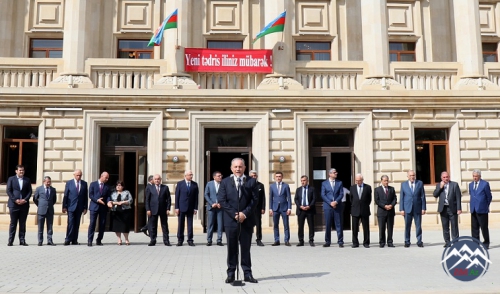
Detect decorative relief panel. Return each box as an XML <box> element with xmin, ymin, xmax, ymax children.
<box><xmin>387</xmin><ymin>3</ymin><xmax>414</xmax><ymax>34</ymax></box>
<box><xmin>296</xmin><ymin>1</ymin><xmax>329</xmax><ymax>33</ymax></box>
<box><xmin>208</xmin><ymin>1</ymin><xmax>241</xmax><ymax>32</ymax></box>
<box><xmin>30</xmin><ymin>0</ymin><xmax>64</xmax><ymax>30</ymax></box>
<box><xmin>479</xmin><ymin>4</ymin><xmax>497</xmax><ymax>34</ymax></box>
<box><xmin>118</xmin><ymin>0</ymin><xmax>153</xmax><ymax>31</ymax></box>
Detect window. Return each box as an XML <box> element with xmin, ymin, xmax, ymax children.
<box><xmin>1</xmin><ymin>126</ymin><xmax>38</xmax><ymax>184</ymax></box>
<box><xmin>30</xmin><ymin>39</ymin><xmax>63</xmax><ymax>58</ymax></box>
<box><xmin>414</xmin><ymin>129</ymin><xmax>449</xmax><ymax>185</ymax></box>
<box><xmin>389</xmin><ymin>42</ymin><xmax>416</xmax><ymax>62</ymax></box>
<box><xmin>207</xmin><ymin>41</ymin><xmax>243</xmax><ymax>49</ymax></box>
<box><xmin>482</xmin><ymin>43</ymin><xmax>498</xmax><ymax>62</ymax></box>
<box><xmin>117</xmin><ymin>40</ymin><xmax>153</xmax><ymax>59</ymax></box>
<box><xmin>295</xmin><ymin>42</ymin><xmax>331</xmax><ymax>60</ymax></box>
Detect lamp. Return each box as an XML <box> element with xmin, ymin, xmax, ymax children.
<box><xmin>9</xmin><ymin>144</ymin><xmax>17</xmax><ymax>150</ymax></box>
<box><xmin>172</xmin><ymin>156</ymin><xmax>179</xmax><ymax>163</ymax></box>
<box><xmin>279</xmin><ymin>156</ymin><xmax>286</xmax><ymax>163</ymax></box>
<box><xmin>416</xmin><ymin>144</ymin><xmax>424</xmax><ymax>152</ymax></box>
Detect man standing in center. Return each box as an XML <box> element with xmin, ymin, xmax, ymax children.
<box><xmin>269</xmin><ymin>171</ymin><xmax>292</xmax><ymax>246</ymax></box>
<box><xmin>88</xmin><ymin>172</ymin><xmax>111</xmax><ymax>246</ymax></box>
<box><xmin>146</xmin><ymin>174</ymin><xmax>171</xmax><ymax>246</ymax></box>
<box><xmin>295</xmin><ymin>175</ymin><xmax>316</xmax><ymax>247</ymax></box>
<box><xmin>63</xmin><ymin>169</ymin><xmax>88</xmax><ymax>245</ymax></box>
<box><xmin>400</xmin><ymin>170</ymin><xmax>426</xmax><ymax>248</ymax></box>
<box><xmin>218</xmin><ymin>158</ymin><xmax>258</xmax><ymax>284</ymax></box>
<box><xmin>249</xmin><ymin>170</ymin><xmax>266</xmax><ymax>247</ymax></box>
<box><xmin>433</xmin><ymin>171</ymin><xmax>462</xmax><ymax>248</ymax></box>
<box><xmin>321</xmin><ymin>168</ymin><xmax>344</xmax><ymax>247</ymax></box>
<box><xmin>204</xmin><ymin>171</ymin><xmax>224</xmax><ymax>246</ymax></box>
<box><xmin>175</xmin><ymin>170</ymin><xmax>199</xmax><ymax>246</ymax></box>
<box><xmin>350</xmin><ymin>174</ymin><xmax>372</xmax><ymax>248</ymax></box>
<box><xmin>34</xmin><ymin>176</ymin><xmax>57</xmax><ymax>246</ymax></box>
<box><xmin>374</xmin><ymin>175</ymin><xmax>397</xmax><ymax>248</ymax></box>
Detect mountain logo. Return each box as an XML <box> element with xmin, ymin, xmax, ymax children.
<box><xmin>441</xmin><ymin>236</ymin><xmax>492</xmax><ymax>281</ymax></box>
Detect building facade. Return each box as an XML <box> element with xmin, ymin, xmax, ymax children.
<box><xmin>0</xmin><ymin>0</ymin><xmax>499</xmax><ymax>232</ymax></box>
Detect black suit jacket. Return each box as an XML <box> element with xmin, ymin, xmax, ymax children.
<box><xmin>433</xmin><ymin>181</ymin><xmax>462</xmax><ymax>213</ymax></box>
<box><xmin>374</xmin><ymin>185</ymin><xmax>397</xmax><ymax>217</ymax></box>
<box><xmin>255</xmin><ymin>181</ymin><xmax>266</xmax><ymax>212</ymax></box>
<box><xmin>6</xmin><ymin>176</ymin><xmax>32</xmax><ymax>210</ymax></box>
<box><xmin>294</xmin><ymin>185</ymin><xmax>316</xmax><ymax>215</ymax></box>
<box><xmin>350</xmin><ymin>184</ymin><xmax>372</xmax><ymax>217</ymax></box>
<box><xmin>218</xmin><ymin>176</ymin><xmax>258</xmax><ymax>228</ymax></box>
<box><xmin>146</xmin><ymin>184</ymin><xmax>171</xmax><ymax>215</ymax></box>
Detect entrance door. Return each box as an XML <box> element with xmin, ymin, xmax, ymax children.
<box><xmin>100</xmin><ymin>128</ymin><xmax>148</xmax><ymax>233</ymax></box>
<box><xmin>203</xmin><ymin>129</ymin><xmax>252</xmax><ymax>232</ymax></box>
<box><xmin>309</xmin><ymin>129</ymin><xmax>354</xmax><ymax>231</ymax></box>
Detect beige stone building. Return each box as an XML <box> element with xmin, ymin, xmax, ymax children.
<box><xmin>0</xmin><ymin>0</ymin><xmax>499</xmax><ymax>235</ymax></box>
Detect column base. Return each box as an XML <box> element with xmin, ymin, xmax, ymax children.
<box><xmin>154</xmin><ymin>73</ymin><xmax>198</xmax><ymax>90</ymax></box>
<box><xmin>257</xmin><ymin>75</ymin><xmax>304</xmax><ymax>90</ymax></box>
<box><xmin>454</xmin><ymin>76</ymin><xmax>499</xmax><ymax>90</ymax></box>
<box><xmin>360</xmin><ymin>76</ymin><xmax>404</xmax><ymax>90</ymax></box>
<box><xmin>49</xmin><ymin>73</ymin><xmax>94</xmax><ymax>88</ymax></box>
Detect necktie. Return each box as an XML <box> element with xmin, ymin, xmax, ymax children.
<box><xmin>331</xmin><ymin>181</ymin><xmax>334</xmax><ymax>190</ymax></box>
<box><xmin>302</xmin><ymin>187</ymin><xmax>307</xmax><ymax>206</ymax></box>
<box><xmin>99</xmin><ymin>182</ymin><xmax>103</xmax><ymax>193</ymax></box>
<box><xmin>411</xmin><ymin>183</ymin><xmax>414</xmax><ymax>193</ymax></box>
<box><xmin>157</xmin><ymin>185</ymin><xmax>160</xmax><ymax>194</ymax></box>
<box><xmin>76</xmin><ymin>181</ymin><xmax>80</xmax><ymax>193</ymax></box>
<box><xmin>187</xmin><ymin>182</ymin><xmax>190</xmax><ymax>192</ymax></box>
<box><xmin>278</xmin><ymin>182</ymin><xmax>281</xmax><ymax>195</ymax></box>
<box><xmin>474</xmin><ymin>182</ymin><xmax>478</xmax><ymax>190</ymax></box>
<box><xmin>237</xmin><ymin>177</ymin><xmax>242</xmax><ymax>198</ymax></box>
<box><xmin>384</xmin><ymin>186</ymin><xmax>388</xmax><ymax>199</ymax></box>
<box><xmin>46</xmin><ymin>187</ymin><xmax>50</xmax><ymax>200</ymax></box>
<box><xmin>358</xmin><ymin>186</ymin><xmax>362</xmax><ymax>199</ymax></box>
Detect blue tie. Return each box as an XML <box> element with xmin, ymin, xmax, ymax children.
<box><xmin>46</xmin><ymin>188</ymin><xmax>50</xmax><ymax>200</ymax></box>
<box><xmin>237</xmin><ymin>177</ymin><xmax>242</xmax><ymax>198</ymax></box>
<box><xmin>187</xmin><ymin>182</ymin><xmax>190</xmax><ymax>192</ymax></box>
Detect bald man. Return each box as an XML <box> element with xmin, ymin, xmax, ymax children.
<box><xmin>87</xmin><ymin>172</ymin><xmax>111</xmax><ymax>246</ymax></box>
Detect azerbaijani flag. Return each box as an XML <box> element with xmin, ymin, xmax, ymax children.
<box><xmin>253</xmin><ymin>11</ymin><xmax>286</xmax><ymax>43</ymax></box>
<box><xmin>148</xmin><ymin>9</ymin><xmax>178</xmax><ymax>47</ymax></box>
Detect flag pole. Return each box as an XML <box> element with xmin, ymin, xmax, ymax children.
<box><xmin>280</xmin><ymin>10</ymin><xmax>286</xmax><ymax>50</ymax></box>
<box><xmin>176</xmin><ymin>13</ymin><xmax>179</xmax><ymax>49</ymax></box>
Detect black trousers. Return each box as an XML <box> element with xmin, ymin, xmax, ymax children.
<box><xmin>254</xmin><ymin>210</ymin><xmax>263</xmax><ymax>241</ymax></box>
<box><xmin>352</xmin><ymin>215</ymin><xmax>370</xmax><ymax>246</ymax></box>
<box><xmin>65</xmin><ymin>210</ymin><xmax>83</xmax><ymax>242</ymax></box>
<box><xmin>225</xmin><ymin>224</ymin><xmax>253</xmax><ymax>277</ymax></box>
<box><xmin>149</xmin><ymin>213</ymin><xmax>169</xmax><ymax>243</ymax></box>
<box><xmin>297</xmin><ymin>212</ymin><xmax>314</xmax><ymax>242</ymax></box>
<box><xmin>471</xmin><ymin>211</ymin><xmax>489</xmax><ymax>246</ymax></box>
<box><xmin>177</xmin><ymin>211</ymin><xmax>194</xmax><ymax>243</ymax></box>
<box><xmin>440</xmin><ymin>205</ymin><xmax>459</xmax><ymax>244</ymax></box>
<box><xmin>8</xmin><ymin>206</ymin><xmax>29</xmax><ymax>243</ymax></box>
<box><xmin>377</xmin><ymin>215</ymin><xmax>394</xmax><ymax>245</ymax></box>
<box><xmin>88</xmin><ymin>208</ymin><xmax>107</xmax><ymax>242</ymax></box>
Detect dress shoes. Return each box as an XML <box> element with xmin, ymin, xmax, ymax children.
<box><xmin>7</xmin><ymin>242</ymin><xmax>13</xmax><ymax>246</ymax></box>
<box><xmin>256</xmin><ymin>240</ymin><xmax>264</xmax><ymax>246</ymax></box>
<box><xmin>87</xmin><ymin>242</ymin><xmax>93</xmax><ymax>247</ymax></box>
<box><xmin>47</xmin><ymin>241</ymin><xmax>56</xmax><ymax>246</ymax></box>
<box><xmin>188</xmin><ymin>241</ymin><xmax>195</xmax><ymax>247</ymax></box>
<box><xmin>64</xmin><ymin>241</ymin><xmax>70</xmax><ymax>246</ymax></box>
<box><xmin>148</xmin><ymin>241</ymin><xmax>156</xmax><ymax>246</ymax></box>
<box><xmin>363</xmin><ymin>244</ymin><xmax>370</xmax><ymax>248</ymax></box>
<box><xmin>38</xmin><ymin>242</ymin><xmax>43</xmax><ymax>246</ymax></box>
<box><xmin>296</xmin><ymin>242</ymin><xmax>304</xmax><ymax>247</ymax></box>
<box><xmin>271</xmin><ymin>241</ymin><xmax>280</xmax><ymax>246</ymax></box>
<box><xmin>164</xmin><ymin>241</ymin><xmax>171</xmax><ymax>246</ymax></box>
<box><xmin>207</xmin><ymin>241</ymin><xmax>212</xmax><ymax>246</ymax></box>
<box><xmin>285</xmin><ymin>242</ymin><xmax>291</xmax><ymax>247</ymax></box>
<box><xmin>217</xmin><ymin>242</ymin><xmax>223</xmax><ymax>246</ymax></box>
<box><xmin>322</xmin><ymin>243</ymin><xmax>330</xmax><ymax>247</ymax></box>
<box><xmin>404</xmin><ymin>243</ymin><xmax>410</xmax><ymax>248</ymax></box>
<box><xmin>244</xmin><ymin>275</ymin><xmax>258</xmax><ymax>283</ymax></box>
<box><xmin>140</xmin><ymin>226</ymin><xmax>149</xmax><ymax>237</ymax></box>
<box><xmin>339</xmin><ymin>244</ymin><xmax>344</xmax><ymax>248</ymax></box>
<box><xmin>443</xmin><ymin>243</ymin><xmax>450</xmax><ymax>248</ymax></box>
<box><xmin>71</xmin><ymin>241</ymin><xmax>79</xmax><ymax>245</ymax></box>
<box><xmin>417</xmin><ymin>243</ymin><xmax>424</xmax><ymax>248</ymax></box>
<box><xmin>379</xmin><ymin>244</ymin><xmax>385</xmax><ymax>248</ymax></box>
<box><xmin>351</xmin><ymin>244</ymin><xmax>359</xmax><ymax>248</ymax></box>
<box><xmin>176</xmin><ymin>242</ymin><xmax>183</xmax><ymax>247</ymax></box>
<box><xmin>225</xmin><ymin>276</ymin><xmax>235</xmax><ymax>284</ymax></box>
<box><xmin>309</xmin><ymin>241</ymin><xmax>315</xmax><ymax>247</ymax></box>
<box><xmin>96</xmin><ymin>241</ymin><xmax>103</xmax><ymax>246</ymax></box>
<box><xmin>388</xmin><ymin>244</ymin><xmax>395</xmax><ymax>248</ymax></box>
<box><xmin>20</xmin><ymin>241</ymin><xmax>28</xmax><ymax>246</ymax></box>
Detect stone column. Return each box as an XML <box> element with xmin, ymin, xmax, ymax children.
<box><xmin>453</xmin><ymin>0</ymin><xmax>497</xmax><ymax>90</ymax></box>
<box><xmin>50</xmin><ymin>0</ymin><xmax>93</xmax><ymax>88</ymax></box>
<box><xmin>359</xmin><ymin>0</ymin><xmax>403</xmax><ymax>90</ymax></box>
<box><xmin>0</xmin><ymin>1</ymin><xmax>13</xmax><ymax>57</ymax></box>
<box><xmin>154</xmin><ymin>0</ymin><xmax>197</xmax><ymax>89</ymax></box>
<box><xmin>257</xmin><ymin>0</ymin><xmax>302</xmax><ymax>90</ymax></box>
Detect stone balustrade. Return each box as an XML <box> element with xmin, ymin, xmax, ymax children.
<box><xmin>391</xmin><ymin>62</ymin><xmax>461</xmax><ymax>90</ymax></box>
<box><xmin>484</xmin><ymin>63</ymin><xmax>500</xmax><ymax>87</ymax></box>
<box><xmin>191</xmin><ymin>72</ymin><xmax>265</xmax><ymax>89</ymax></box>
<box><xmin>294</xmin><ymin>61</ymin><xmax>366</xmax><ymax>90</ymax></box>
<box><xmin>0</xmin><ymin>58</ymin><xmax>62</xmax><ymax>88</ymax></box>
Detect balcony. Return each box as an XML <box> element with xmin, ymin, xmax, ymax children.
<box><xmin>390</xmin><ymin>62</ymin><xmax>461</xmax><ymax>90</ymax></box>
<box><xmin>0</xmin><ymin>58</ymin><xmax>62</xmax><ymax>88</ymax></box>
<box><xmin>294</xmin><ymin>61</ymin><xmax>366</xmax><ymax>90</ymax></box>
<box><xmin>484</xmin><ymin>63</ymin><xmax>500</xmax><ymax>87</ymax></box>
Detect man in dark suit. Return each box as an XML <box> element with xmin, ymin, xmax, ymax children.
<box><xmin>62</xmin><ymin>169</ymin><xmax>88</xmax><ymax>245</ymax></box>
<box><xmin>374</xmin><ymin>175</ymin><xmax>397</xmax><ymax>248</ymax></box>
<box><xmin>469</xmin><ymin>169</ymin><xmax>492</xmax><ymax>249</ymax></box>
<box><xmin>350</xmin><ymin>174</ymin><xmax>372</xmax><ymax>248</ymax></box>
<box><xmin>33</xmin><ymin>176</ymin><xmax>57</xmax><ymax>246</ymax></box>
<box><xmin>269</xmin><ymin>171</ymin><xmax>292</xmax><ymax>246</ymax></box>
<box><xmin>146</xmin><ymin>174</ymin><xmax>172</xmax><ymax>246</ymax></box>
<box><xmin>204</xmin><ymin>171</ymin><xmax>224</xmax><ymax>246</ymax></box>
<box><xmin>175</xmin><ymin>170</ymin><xmax>199</xmax><ymax>246</ymax></box>
<box><xmin>6</xmin><ymin>165</ymin><xmax>32</xmax><ymax>246</ymax></box>
<box><xmin>400</xmin><ymin>170</ymin><xmax>426</xmax><ymax>248</ymax></box>
<box><xmin>294</xmin><ymin>175</ymin><xmax>316</xmax><ymax>247</ymax></box>
<box><xmin>433</xmin><ymin>171</ymin><xmax>462</xmax><ymax>248</ymax></box>
<box><xmin>320</xmin><ymin>168</ymin><xmax>344</xmax><ymax>247</ymax></box>
<box><xmin>87</xmin><ymin>172</ymin><xmax>111</xmax><ymax>246</ymax></box>
<box><xmin>140</xmin><ymin>175</ymin><xmax>154</xmax><ymax>236</ymax></box>
<box><xmin>249</xmin><ymin>170</ymin><xmax>266</xmax><ymax>246</ymax></box>
<box><xmin>218</xmin><ymin>158</ymin><xmax>258</xmax><ymax>284</ymax></box>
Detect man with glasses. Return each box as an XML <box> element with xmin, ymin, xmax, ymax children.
<box><xmin>205</xmin><ymin>171</ymin><xmax>224</xmax><ymax>246</ymax></box>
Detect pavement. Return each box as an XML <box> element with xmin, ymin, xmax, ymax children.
<box><xmin>0</xmin><ymin>227</ymin><xmax>498</xmax><ymax>294</ymax></box>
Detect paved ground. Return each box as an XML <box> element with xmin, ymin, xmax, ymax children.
<box><xmin>0</xmin><ymin>227</ymin><xmax>498</xmax><ymax>294</ymax></box>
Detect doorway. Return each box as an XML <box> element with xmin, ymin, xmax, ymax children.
<box><xmin>100</xmin><ymin>128</ymin><xmax>148</xmax><ymax>233</ymax></box>
<box><xmin>309</xmin><ymin>129</ymin><xmax>354</xmax><ymax>231</ymax></box>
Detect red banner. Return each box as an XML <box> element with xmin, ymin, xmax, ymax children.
<box><xmin>184</xmin><ymin>48</ymin><xmax>273</xmax><ymax>73</ymax></box>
